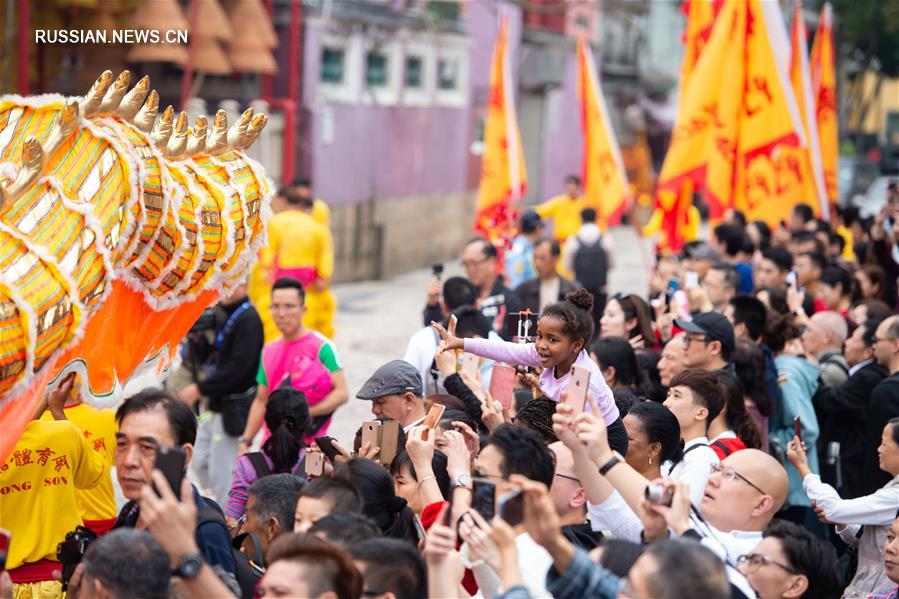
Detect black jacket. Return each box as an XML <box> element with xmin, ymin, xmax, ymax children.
<box><xmin>422</xmin><ymin>278</ymin><xmax>522</xmax><ymax>340</ymax></box>
<box><xmin>813</xmin><ymin>360</ymin><xmax>889</xmax><ymax>498</ymax></box>
<box><xmin>861</xmin><ymin>373</ymin><xmax>899</xmax><ymax>495</ymax></box>
<box><xmin>197</xmin><ymin>298</ymin><xmax>264</xmax><ymax>406</ymax></box>
<box><xmin>514</xmin><ymin>276</ymin><xmax>580</xmax><ymax>314</ymax></box>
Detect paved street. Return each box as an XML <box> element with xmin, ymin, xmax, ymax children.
<box><xmin>327</xmin><ymin>225</ymin><xmax>655</xmax><ymax>443</ymax></box>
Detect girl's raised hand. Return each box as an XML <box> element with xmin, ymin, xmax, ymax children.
<box><xmin>432</xmin><ymin>321</ymin><xmax>464</xmax><ymax>352</ymax></box>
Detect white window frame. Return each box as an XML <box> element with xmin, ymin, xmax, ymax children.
<box><xmin>319</xmin><ymin>33</ymin><xmax>361</xmax><ymax>105</ymax></box>
<box><xmin>400</xmin><ymin>39</ymin><xmax>436</xmax><ymax>107</ymax></box>
<box><xmin>360</xmin><ymin>38</ymin><xmax>401</xmax><ymax>106</ymax></box>
<box><xmin>434</xmin><ymin>44</ymin><xmax>469</xmax><ymax>108</ymax></box>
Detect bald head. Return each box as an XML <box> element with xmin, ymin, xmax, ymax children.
<box><xmin>700</xmin><ymin>449</ymin><xmax>788</xmax><ymax>533</ymax></box>
<box><xmin>810</xmin><ymin>311</ymin><xmax>847</xmax><ymax>345</ymax></box>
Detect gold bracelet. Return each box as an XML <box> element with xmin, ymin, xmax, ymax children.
<box><xmin>418</xmin><ymin>475</ymin><xmax>437</xmax><ymax>485</ymax></box>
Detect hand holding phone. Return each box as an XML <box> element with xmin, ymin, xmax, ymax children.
<box><xmin>498</xmin><ymin>490</ymin><xmax>524</xmax><ymax>527</ymax></box>
<box><xmin>794</xmin><ymin>416</ymin><xmax>802</xmax><ymax>444</ymax></box>
<box><xmin>423</xmin><ymin>404</ymin><xmax>446</xmax><ymax>430</ymax></box>
<box><xmin>305</xmin><ymin>451</ymin><xmax>324</xmax><ymax>477</ymax></box>
<box><xmin>460</xmin><ymin>352</ymin><xmax>480</xmax><ymax>377</ymax></box>
<box><xmin>314</xmin><ymin>436</ymin><xmax>341</xmax><ymax>463</ymax></box>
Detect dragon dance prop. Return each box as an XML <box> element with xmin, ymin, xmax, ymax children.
<box><xmin>0</xmin><ymin>70</ymin><xmax>273</xmax><ymax>461</ymax></box>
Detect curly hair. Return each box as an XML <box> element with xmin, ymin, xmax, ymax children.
<box><xmin>541</xmin><ymin>288</ymin><xmax>595</xmax><ymax>347</ymax></box>
<box><xmin>514</xmin><ymin>397</ymin><xmax>559</xmax><ymax>443</ymax></box>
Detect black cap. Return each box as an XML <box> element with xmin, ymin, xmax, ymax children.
<box><xmin>356</xmin><ymin>360</ymin><xmax>423</xmax><ymax>400</ymax></box>
<box><xmin>674</xmin><ymin>311</ymin><xmax>735</xmax><ymax>355</ymax></box>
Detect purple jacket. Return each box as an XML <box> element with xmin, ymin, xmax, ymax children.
<box><xmin>463</xmin><ymin>338</ymin><xmax>619</xmax><ymax>425</ymax></box>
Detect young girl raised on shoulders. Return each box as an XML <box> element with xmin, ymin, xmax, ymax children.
<box><xmin>433</xmin><ymin>288</ymin><xmax>627</xmax><ymax>454</ymax></box>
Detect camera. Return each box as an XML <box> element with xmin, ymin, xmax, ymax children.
<box><xmin>644</xmin><ymin>483</ymin><xmax>673</xmax><ymax>506</ymax></box>
<box><xmin>56</xmin><ymin>526</ymin><xmax>97</xmax><ymax>591</ymax></box>
<box><xmin>431</xmin><ymin>263</ymin><xmax>444</xmax><ymax>280</ymax></box>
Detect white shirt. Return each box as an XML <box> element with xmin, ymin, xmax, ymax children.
<box><xmin>688</xmin><ymin>517</ymin><xmax>761</xmax><ymax>599</ymax></box>
<box><xmin>849</xmin><ymin>358</ymin><xmax>875</xmax><ymax>377</ymax></box>
<box><xmin>403</xmin><ymin>415</ymin><xmax>426</xmax><ymax>434</ymax></box>
<box><xmin>538</xmin><ymin>277</ymin><xmax>561</xmax><ymax>311</ymax></box>
<box><xmin>803</xmin><ymin>473</ymin><xmax>899</xmax><ymax>526</ymax></box>
<box><xmin>665</xmin><ymin>437</ymin><xmax>720</xmax><ymax>506</ymax></box>
<box><xmin>587</xmin><ymin>491</ymin><xmax>644</xmax><ymax>543</ymax></box>
<box><xmin>463</xmin><ymin>532</ymin><xmax>552</xmax><ymax>598</ymax></box>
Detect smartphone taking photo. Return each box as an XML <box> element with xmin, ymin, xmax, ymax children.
<box><xmin>471</xmin><ymin>478</ymin><xmax>496</xmax><ymax>521</ymax></box>
<box><xmin>153</xmin><ymin>445</ymin><xmax>186</xmax><ymax>498</ymax></box>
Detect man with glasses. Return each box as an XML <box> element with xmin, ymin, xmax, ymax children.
<box><xmin>871</xmin><ymin>516</ymin><xmax>899</xmax><ymax>599</ymax></box>
<box><xmin>423</xmin><ymin>237</ymin><xmax>521</xmax><ymax>340</ymax></box>
<box><xmin>240</xmin><ymin>277</ymin><xmax>348</xmax><ymax>452</ymax></box>
<box><xmin>736</xmin><ymin>520</ymin><xmax>838</xmax><ymax>599</ymax></box>
<box><xmin>675</xmin><ymin>311</ymin><xmax>736</xmax><ymax>374</ymax></box>
<box><xmin>548</xmin><ymin>441</ymin><xmax>599</xmax><ymax>550</ymax></box>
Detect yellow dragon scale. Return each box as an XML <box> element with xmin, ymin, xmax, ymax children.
<box><xmin>0</xmin><ymin>71</ymin><xmax>272</xmax><ymax>461</ymax></box>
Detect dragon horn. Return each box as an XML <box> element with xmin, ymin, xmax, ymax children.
<box><xmin>43</xmin><ymin>100</ymin><xmax>81</xmax><ymax>157</ymax></box>
<box><xmin>133</xmin><ymin>89</ymin><xmax>159</xmax><ymax>133</ymax></box>
<box><xmin>117</xmin><ymin>75</ymin><xmax>150</xmax><ymax>121</ymax></box>
<box><xmin>206</xmin><ymin>110</ymin><xmax>229</xmax><ymax>154</ymax></box>
<box><xmin>81</xmin><ymin>70</ymin><xmax>114</xmax><ymax>117</ymax></box>
<box><xmin>6</xmin><ymin>137</ymin><xmax>45</xmax><ymax>202</ymax></box>
<box><xmin>226</xmin><ymin>107</ymin><xmax>254</xmax><ymax>148</ymax></box>
<box><xmin>151</xmin><ymin>105</ymin><xmax>175</xmax><ymax>147</ymax></box>
<box><xmin>99</xmin><ymin>70</ymin><xmax>131</xmax><ymax>114</ymax></box>
<box><xmin>238</xmin><ymin>113</ymin><xmax>268</xmax><ymax>150</ymax></box>
<box><xmin>186</xmin><ymin>115</ymin><xmax>208</xmax><ymax>156</ymax></box>
<box><xmin>165</xmin><ymin>111</ymin><xmax>189</xmax><ymax>158</ymax></box>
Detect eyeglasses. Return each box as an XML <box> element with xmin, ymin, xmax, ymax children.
<box><xmin>555</xmin><ymin>473</ymin><xmax>580</xmax><ymax>484</ymax></box>
<box><xmin>683</xmin><ymin>334</ymin><xmax>710</xmax><ymax>347</ymax></box>
<box><xmin>737</xmin><ymin>553</ymin><xmax>799</xmax><ymax>574</ymax></box>
<box><xmin>874</xmin><ymin>336</ymin><xmax>898</xmax><ymax>344</ymax></box>
<box><xmin>710</xmin><ymin>463</ymin><xmax>767</xmax><ymax>495</ymax></box>
<box><xmin>618</xmin><ymin>577</ymin><xmax>649</xmax><ymax>599</ymax></box>
<box><xmin>462</xmin><ymin>257</ymin><xmax>491</xmax><ymax>269</ymax></box>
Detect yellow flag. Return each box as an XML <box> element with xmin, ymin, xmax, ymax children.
<box><xmin>790</xmin><ymin>0</ymin><xmax>829</xmax><ymax>219</ymax></box>
<box><xmin>810</xmin><ymin>2</ymin><xmax>838</xmax><ymax>204</ymax></box>
<box><xmin>657</xmin><ymin>0</ymin><xmax>744</xmax><ymax>219</ymax></box>
<box><xmin>577</xmin><ymin>36</ymin><xmax>631</xmax><ymax>228</ymax></box>
<box><xmin>474</xmin><ymin>18</ymin><xmax>528</xmax><ymax>247</ymax></box>
<box><xmin>732</xmin><ymin>0</ymin><xmax>809</xmax><ymax>226</ymax></box>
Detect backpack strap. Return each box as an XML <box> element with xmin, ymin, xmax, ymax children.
<box><xmin>711</xmin><ymin>440</ymin><xmax>734</xmax><ymax>457</ymax></box>
<box><xmin>245</xmin><ymin>452</ymin><xmax>272</xmax><ymax>478</ymax></box>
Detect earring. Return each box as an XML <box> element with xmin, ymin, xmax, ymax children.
<box><xmin>648</xmin><ymin>457</ymin><xmax>653</xmax><ymax>465</ymax></box>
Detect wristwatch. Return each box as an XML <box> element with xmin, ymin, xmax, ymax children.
<box><xmin>172</xmin><ymin>552</ymin><xmax>204</xmax><ymax>579</ymax></box>
<box><xmin>451</xmin><ymin>474</ymin><xmax>472</xmax><ymax>490</ymax></box>
<box><xmin>599</xmin><ymin>454</ymin><xmax>622</xmax><ymax>476</ymax></box>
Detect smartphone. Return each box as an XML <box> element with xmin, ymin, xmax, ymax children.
<box><xmin>460</xmin><ymin>352</ymin><xmax>480</xmax><ymax>377</ymax></box>
<box><xmin>379</xmin><ymin>419</ymin><xmax>400</xmax><ymax>465</ymax></box>
<box><xmin>153</xmin><ymin>445</ymin><xmax>186</xmax><ymax>498</ymax></box>
<box><xmin>489</xmin><ymin>363</ymin><xmax>517</xmax><ymax>411</ymax></box>
<box><xmin>786</xmin><ymin>270</ymin><xmax>797</xmax><ymax>287</ymax></box>
<box><xmin>794</xmin><ymin>416</ymin><xmax>802</xmax><ymax>443</ymax></box>
<box><xmin>448</xmin><ymin>314</ymin><xmax>458</xmax><ymax>337</ymax></box>
<box><xmin>471</xmin><ymin>478</ymin><xmax>496</xmax><ymax>521</ymax></box>
<box><xmin>498</xmin><ymin>490</ymin><xmax>524</xmax><ymax>527</ymax></box>
<box><xmin>567</xmin><ymin>364</ymin><xmax>591</xmax><ymax>416</ymax></box>
<box><xmin>305</xmin><ymin>451</ymin><xmax>324</xmax><ymax>477</ymax></box>
<box><xmin>431</xmin><ymin>263</ymin><xmax>444</xmax><ymax>281</ymax></box>
<box><xmin>413</xmin><ymin>514</ymin><xmax>427</xmax><ymax>541</ymax></box>
<box><xmin>361</xmin><ymin>420</ymin><xmax>381</xmax><ymax>454</ymax></box>
<box><xmin>314</xmin><ymin>436</ymin><xmax>341</xmax><ymax>463</ymax></box>
<box><xmin>423</xmin><ymin>404</ymin><xmax>446</xmax><ymax>429</ymax></box>
<box><xmin>0</xmin><ymin>528</ymin><xmax>9</xmax><ymax>573</ymax></box>
<box><xmin>684</xmin><ymin>271</ymin><xmax>699</xmax><ymax>289</ymax></box>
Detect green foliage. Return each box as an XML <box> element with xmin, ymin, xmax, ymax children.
<box><xmin>826</xmin><ymin>0</ymin><xmax>899</xmax><ymax>77</ymax></box>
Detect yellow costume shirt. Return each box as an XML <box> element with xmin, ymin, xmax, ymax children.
<box><xmin>40</xmin><ymin>403</ymin><xmax>117</xmax><ymax>524</ymax></box>
<box><xmin>0</xmin><ymin>420</ymin><xmax>105</xmax><ymax>569</ymax></box>
<box><xmin>311</xmin><ymin>198</ymin><xmax>330</xmax><ymax>227</ymax></box>
<box><xmin>536</xmin><ymin>194</ymin><xmax>598</xmax><ymax>241</ymax></box>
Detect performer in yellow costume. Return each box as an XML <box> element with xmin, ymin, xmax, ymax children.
<box><xmin>536</xmin><ymin>175</ymin><xmax>599</xmax><ymax>243</ymax></box>
<box><xmin>250</xmin><ymin>181</ymin><xmax>335</xmax><ymax>340</ymax></box>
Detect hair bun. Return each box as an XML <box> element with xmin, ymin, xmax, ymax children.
<box><xmin>390</xmin><ymin>496</ymin><xmax>408</xmax><ymax>513</ymax></box>
<box><xmin>565</xmin><ymin>288</ymin><xmax>594</xmax><ymax>312</ymax></box>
